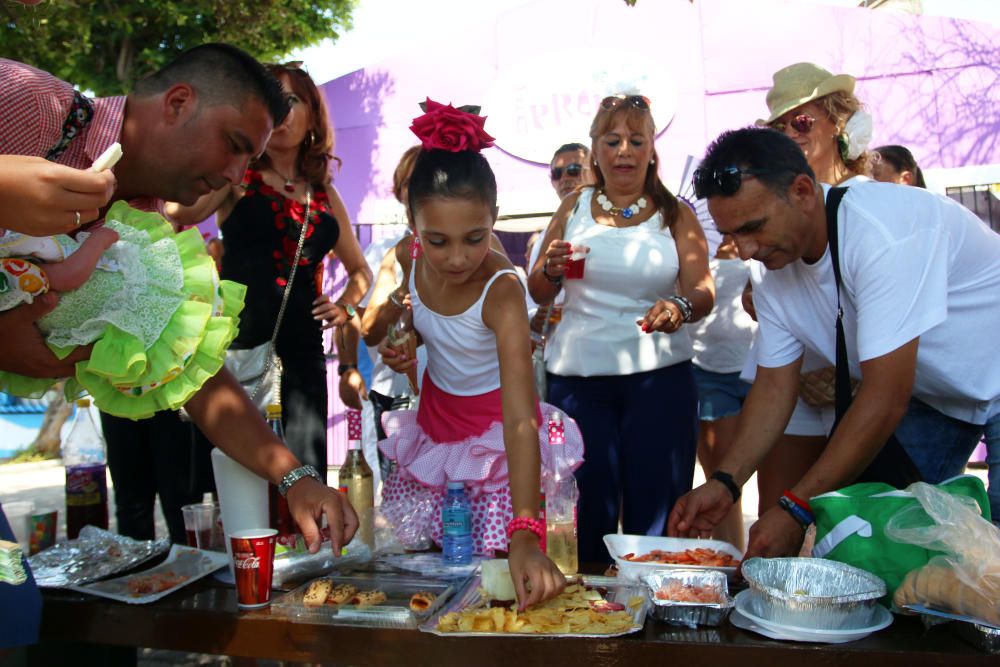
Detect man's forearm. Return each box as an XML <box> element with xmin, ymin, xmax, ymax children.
<box><xmin>184</xmin><ymin>369</ymin><xmax>301</xmax><ymax>485</ymax></box>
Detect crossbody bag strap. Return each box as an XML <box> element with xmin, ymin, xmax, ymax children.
<box><xmin>825</xmin><ymin>186</ymin><xmax>851</xmax><ymax>431</ymax></box>
<box><xmin>251</xmin><ymin>188</ymin><xmax>311</xmax><ymax>401</ymax></box>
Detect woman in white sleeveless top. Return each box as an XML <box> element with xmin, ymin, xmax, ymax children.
<box><xmin>527</xmin><ymin>94</ymin><xmax>714</xmax><ymax>563</ymax></box>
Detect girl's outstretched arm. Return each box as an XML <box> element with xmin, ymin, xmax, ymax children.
<box><xmin>483</xmin><ymin>271</ymin><xmax>566</xmax><ymax>609</ymax></box>
<box><xmin>361</xmin><ymin>239</ymin><xmax>412</xmax><ymax>345</ymax></box>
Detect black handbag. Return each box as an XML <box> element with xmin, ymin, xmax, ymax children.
<box><xmin>825</xmin><ymin>186</ymin><xmax>923</xmax><ymax>489</ymax></box>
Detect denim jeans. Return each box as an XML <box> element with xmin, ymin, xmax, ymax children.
<box><xmin>983</xmin><ymin>412</ymin><xmax>1000</xmax><ymax>526</ymax></box>
<box><xmin>892</xmin><ymin>397</ymin><xmax>984</xmax><ymax>484</ymax></box>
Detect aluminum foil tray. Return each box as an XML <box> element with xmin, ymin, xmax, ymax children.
<box><xmin>741</xmin><ymin>557</ymin><xmax>885</xmax><ymax>631</ymax></box>
<box><xmin>643</xmin><ymin>569</ymin><xmax>733</xmax><ymax>628</ymax></box>
<box><xmin>28</xmin><ymin>526</ymin><xmax>170</xmax><ymax>588</ymax></box>
<box><xmin>956</xmin><ymin>620</ymin><xmax>1000</xmax><ymax>655</ymax></box>
<box><xmin>271</xmin><ymin>571</ymin><xmax>457</xmax><ymax>629</ymax></box>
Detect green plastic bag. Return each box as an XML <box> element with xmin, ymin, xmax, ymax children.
<box><xmin>811</xmin><ymin>475</ymin><xmax>990</xmax><ymax>598</ymax></box>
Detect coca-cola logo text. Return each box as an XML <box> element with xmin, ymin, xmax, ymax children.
<box><xmin>234</xmin><ymin>554</ymin><xmax>261</xmax><ymax>570</ymax></box>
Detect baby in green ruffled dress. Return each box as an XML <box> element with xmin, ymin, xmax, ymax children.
<box><xmin>0</xmin><ymin>201</ymin><xmax>245</xmax><ymax>420</ymax></box>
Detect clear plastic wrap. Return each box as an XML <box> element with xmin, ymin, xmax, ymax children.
<box><xmin>887</xmin><ymin>482</ymin><xmax>1000</xmax><ymax>627</ymax></box>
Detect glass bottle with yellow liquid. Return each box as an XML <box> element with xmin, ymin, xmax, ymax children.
<box><xmin>544</xmin><ymin>411</ymin><xmax>578</xmax><ymax>575</ymax></box>
<box><xmin>339</xmin><ymin>409</ymin><xmax>375</xmax><ymax>550</ymax></box>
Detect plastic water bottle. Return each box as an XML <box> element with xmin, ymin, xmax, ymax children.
<box><xmin>63</xmin><ymin>398</ymin><xmax>109</xmax><ymax>539</ymax></box>
<box><xmin>441</xmin><ymin>481</ymin><xmax>473</xmax><ymax>565</ymax></box>
<box><xmin>544</xmin><ymin>411</ymin><xmax>579</xmax><ymax>574</ymax></box>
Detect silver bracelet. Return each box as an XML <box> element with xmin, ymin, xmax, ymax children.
<box><xmin>278</xmin><ymin>464</ymin><xmax>323</xmax><ymax>496</ymax></box>
<box><xmin>668</xmin><ymin>295</ymin><xmax>694</xmax><ymax>323</ymax></box>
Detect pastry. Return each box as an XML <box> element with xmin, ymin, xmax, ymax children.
<box><xmin>303</xmin><ymin>579</ymin><xmax>333</xmax><ymax>607</ymax></box>
<box><xmin>409</xmin><ymin>591</ymin><xmax>437</xmax><ymax>612</ymax></box>
<box><xmin>349</xmin><ymin>590</ymin><xmax>387</xmax><ymax>606</ymax></box>
<box><xmin>326</xmin><ymin>583</ymin><xmax>358</xmax><ymax>605</ymax></box>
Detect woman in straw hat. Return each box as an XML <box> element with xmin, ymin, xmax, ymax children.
<box><xmin>744</xmin><ymin>63</ymin><xmax>876</xmax><ymax>538</ymax></box>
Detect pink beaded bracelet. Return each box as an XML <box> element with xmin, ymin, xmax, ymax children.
<box><xmin>507</xmin><ymin>516</ymin><xmax>546</xmax><ymax>551</ymax></box>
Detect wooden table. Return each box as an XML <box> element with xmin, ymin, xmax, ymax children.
<box><xmin>33</xmin><ymin>578</ymin><xmax>992</xmax><ymax>666</ymax></box>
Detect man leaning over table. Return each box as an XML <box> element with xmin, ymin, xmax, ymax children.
<box><xmin>0</xmin><ymin>44</ymin><xmax>359</xmax><ymax>555</ymax></box>
<box><xmin>668</xmin><ymin>127</ymin><xmax>1000</xmax><ymax>559</ymax></box>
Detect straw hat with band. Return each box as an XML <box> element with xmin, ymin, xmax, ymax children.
<box><xmin>757</xmin><ymin>62</ymin><xmax>856</xmax><ymax>126</ymax></box>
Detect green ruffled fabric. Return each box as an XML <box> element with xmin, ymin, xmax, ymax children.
<box><xmin>0</xmin><ymin>202</ymin><xmax>246</xmax><ymax>419</ymax></box>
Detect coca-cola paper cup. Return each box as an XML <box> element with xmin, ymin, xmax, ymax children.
<box><xmin>230</xmin><ymin>528</ymin><xmax>277</xmax><ymax>609</ymax></box>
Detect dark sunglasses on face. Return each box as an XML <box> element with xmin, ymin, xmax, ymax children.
<box><xmin>600</xmin><ymin>95</ymin><xmax>651</xmax><ymax>111</ymax></box>
<box><xmin>770</xmin><ymin>113</ymin><xmax>815</xmax><ymax>134</ymax></box>
<box><xmin>550</xmin><ymin>163</ymin><xmax>584</xmax><ymax>181</ymax></box>
<box><xmin>692</xmin><ymin>166</ymin><xmax>782</xmax><ymax>199</ymax></box>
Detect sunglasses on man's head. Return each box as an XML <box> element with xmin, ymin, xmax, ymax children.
<box><xmin>770</xmin><ymin>113</ymin><xmax>815</xmax><ymax>134</ymax></box>
<box><xmin>600</xmin><ymin>95</ymin><xmax>651</xmax><ymax>111</ymax></box>
<box><xmin>692</xmin><ymin>166</ymin><xmax>782</xmax><ymax>199</ymax></box>
<box><xmin>550</xmin><ymin>163</ymin><xmax>583</xmax><ymax>181</ymax></box>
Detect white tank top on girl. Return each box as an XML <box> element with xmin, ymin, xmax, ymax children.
<box><xmin>410</xmin><ymin>266</ymin><xmax>518</xmax><ymax>396</ymax></box>
<box><xmin>545</xmin><ymin>187</ymin><xmax>693</xmax><ymax>377</ymax></box>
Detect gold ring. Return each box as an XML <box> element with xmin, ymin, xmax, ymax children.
<box><xmin>74</xmin><ymin>211</ymin><xmax>82</xmax><ymax>226</ymax></box>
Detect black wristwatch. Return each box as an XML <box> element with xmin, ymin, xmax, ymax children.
<box><xmin>337</xmin><ymin>363</ymin><xmax>358</xmax><ymax>376</ymax></box>
<box><xmin>710</xmin><ymin>470</ymin><xmax>741</xmax><ymax>503</ymax></box>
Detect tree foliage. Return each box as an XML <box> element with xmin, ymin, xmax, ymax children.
<box><xmin>0</xmin><ymin>0</ymin><xmax>356</xmax><ymax>96</ymax></box>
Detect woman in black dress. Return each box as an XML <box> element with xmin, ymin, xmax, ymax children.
<box><xmin>169</xmin><ymin>63</ymin><xmax>371</xmax><ymax>471</ymax></box>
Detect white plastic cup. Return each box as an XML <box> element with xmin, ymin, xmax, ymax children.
<box><xmin>210</xmin><ymin>448</ymin><xmax>268</xmax><ymax>580</ymax></box>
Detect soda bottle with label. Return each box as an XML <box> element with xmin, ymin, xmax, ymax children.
<box><xmin>63</xmin><ymin>398</ymin><xmax>109</xmax><ymax>539</ymax></box>
<box><xmin>265</xmin><ymin>404</ymin><xmax>297</xmax><ymax>546</ymax></box>
<box><xmin>544</xmin><ymin>411</ymin><xmax>578</xmax><ymax>575</ymax></box>
<box><xmin>442</xmin><ymin>481</ymin><xmax>473</xmax><ymax>565</ymax></box>
<box><xmin>338</xmin><ymin>409</ymin><xmax>374</xmax><ymax>550</ymax></box>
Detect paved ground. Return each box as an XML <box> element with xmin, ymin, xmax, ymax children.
<box><xmin>2</xmin><ymin>459</ymin><xmax>987</xmax><ymax>666</ymax></box>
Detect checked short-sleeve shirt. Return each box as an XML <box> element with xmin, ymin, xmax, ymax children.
<box><xmin>0</xmin><ymin>58</ymin><xmax>160</xmax><ymax>215</ymax></box>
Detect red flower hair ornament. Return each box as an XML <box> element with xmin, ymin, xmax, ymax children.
<box><xmin>409</xmin><ymin>98</ymin><xmax>495</xmax><ymax>153</ymax></box>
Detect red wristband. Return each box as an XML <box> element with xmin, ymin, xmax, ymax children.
<box><xmin>782</xmin><ymin>489</ymin><xmax>812</xmax><ymax>512</ymax></box>
<box><xmin>507</xmin><ymin>516</ymin><xmax>546</xmax><ymax>551</ymax></box>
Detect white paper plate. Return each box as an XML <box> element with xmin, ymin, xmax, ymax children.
<box><xmin>731</xmin><ymin>590</ymin><xmax>892</xmax><ymax>643</ymax></box>
<box><xmin>603</xmin><ymin>534</ymin><xmax>742</xmax><ymax>582</ymax></box>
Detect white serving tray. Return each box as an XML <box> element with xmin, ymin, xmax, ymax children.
<box><xmin>603</xmin><ymin>534</ymin><xmax>743</xmax><ymax>582</ymax></box>
<box><xmin>68</xmin><ymin>545</ymin><xmax>228</xmax><ymax>604</ymax></box>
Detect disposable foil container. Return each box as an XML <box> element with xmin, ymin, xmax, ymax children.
<box><xmin>643</xmin><ymin>569</ymin><xmax>734</xmax><ymax>628</ymax></box>
<box><xmin>741</xmin><ymin>557</ymin><xmax>885</xmax><ymax>631</ymax></box>
<box><xmin>956</xmin><ymin>621</ymin><xmax>1000</xmax><ymax>655</ymax></box>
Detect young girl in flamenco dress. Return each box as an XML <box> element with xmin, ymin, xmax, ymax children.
<box><xmin>0</xmin><ymin>200</ymin><xmax>244</xmax><ymax>419</ymax></box>
<box><xmin>361</xmin><ymin>100</ymin><xmax>585</xmax><ymax>607</ymax></box>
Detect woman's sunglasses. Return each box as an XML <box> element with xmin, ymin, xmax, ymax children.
<box><xmin>692</xmin><ymin>166</ymin><xmax>782</xmax><ymax>199</ymax></box>
<box><xmin>770</xmin><ymin>113</ymin><xmax>815</xmax><ymax>134</ymax></box>
<box><xmin>600</xmin><ymin>95</ymin><xmax>651</xmax><ymax>110</ymax></box>
<box><xmin>550</xmin><ymin>163</ymin><xmax>583</xmax><ymax>181</ymax></box>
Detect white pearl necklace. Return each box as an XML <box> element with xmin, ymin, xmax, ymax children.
<box><xmin>596</xmin><ymin>191</ymin><xmax>647</xmax><ymax>219</ymax></box>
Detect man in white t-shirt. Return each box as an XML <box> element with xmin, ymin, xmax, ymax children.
<box><xmin>668</xmin><ymin>127</ymin><xmax>1000</xmax><ymax>559</ymax></box>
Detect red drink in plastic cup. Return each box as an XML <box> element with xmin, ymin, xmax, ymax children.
<box><xmin>564</xmin><ymin>245</ymin><xmax>589</xmax><ymax>280</ymax></box>
<box><xmin>230</xmin><ymin>528</ymin><xmax>277</xmax><ymax>609</ymax></box>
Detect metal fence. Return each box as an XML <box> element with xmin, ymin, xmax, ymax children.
<box><xmin>947</xmin><ymin>184</ymin><xmax>1000</xmax><ymax>233</ymax></box>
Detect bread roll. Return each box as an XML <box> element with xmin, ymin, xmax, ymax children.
<box><xmin>894</xmin><ymin>564</ymin><xmax>1000</xmax><ymax>627</ymax></box>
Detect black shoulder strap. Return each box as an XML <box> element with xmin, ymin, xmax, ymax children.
<box><xmin>825</xmin><ymin>186</ymin><xmax>851</xmax><ymax>428</ymax></box>
<box><xmin>826</xmin><ymin>186</ymin><xmax>923</xmax><ymax>488</ymax></box>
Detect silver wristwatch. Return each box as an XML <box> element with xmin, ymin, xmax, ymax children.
<box><xmin>278</xmin><ymin>464</ymin><xmax>323</xmax><ymax>496</ymax></box>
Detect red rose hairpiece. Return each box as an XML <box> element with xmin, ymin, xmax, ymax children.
<box><xmin>409</xmin><ymin>98</ymin><xmax>495</xmax><ymax>153</ymax></box>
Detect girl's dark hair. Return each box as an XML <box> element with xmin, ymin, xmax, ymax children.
<box><xmin>589</xmin><ymin>104</ymin><xmax>679</xmax><ymax>228</ymax></box>
<box><xmin>874</xmin><ymin>144</ymin><xmax>926</xmax><ymax>188</ymax></box>
<box><xmin>406</xmin><ymin>149</ymin><xmax>498</xmax><ymax>218</ymax></box>
<box><xmin>392</xmin><ymin>145</ymin><xmax>423</xmax><ymax>204</ymax></box>
<box><xmin>254</xmin><ymin>64</ymin><xmax>338</xmax><ymax>186</ymax></box>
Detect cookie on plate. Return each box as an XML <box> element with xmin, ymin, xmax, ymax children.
<box><xmin>326</xmin><ymin>583</ymin><xmax>358</xmax><ymax>605</ymax></box>
<box><xmin>349</xmin><ymin>590</ymin><xmax>387</xmax><ymax>606</ymax></box>
<box><xmin>303</xmin><ymin>579</ymin><xmax>333</xmax><ymax>607</ymax></box>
